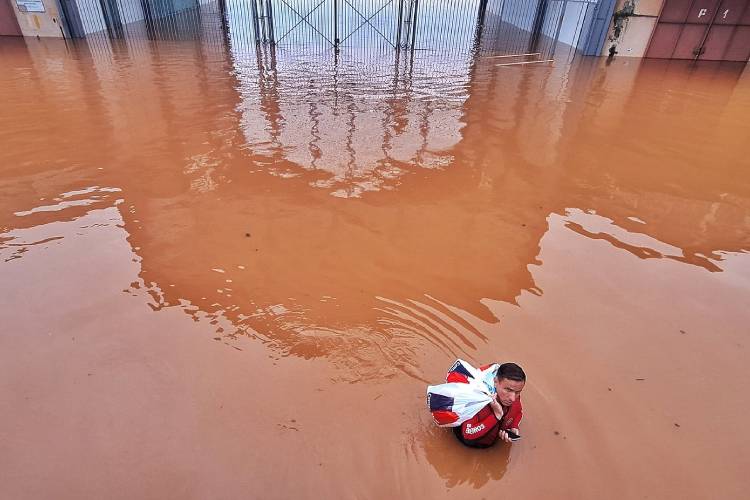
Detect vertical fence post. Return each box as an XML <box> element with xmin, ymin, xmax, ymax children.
<box><xmin>98</xmin><ymin>0</ymin><xmax>124</xmax><ymax>38</ymax></box>
<box><xmin>265</xmin><ymin>0</ymin><xmax>275</xmax><ymax>45</ymax></box>
<box><xmin>141</xmin><ymin>0</ymin><xmax>154</xmax><ymax>36</ymax></box>
<box><xmin>474</xmin><ymin>0</ymin><xmax>489</xmax><ymax>50</ymax></box>
<box><xmin>476</xmin><ymin>0</ymin><xmax>488</xmax><ymax>27</ymax></box>
<box><xmin>260</xmin><ymin>0</ymin><xmax>268</xmax><ymax>44</ymax></box>
<box><xmin>334</xmin><ymin>0</ymin><xmax>339</xmax><ymax>49</ymax></box>
<box><xmin>57</xmin><ymin>0</ymin><xmax>85</xmax><ymax>38</ymax></box>
<box><xmin>218</xmin><ymin>0</ymin><xmax>228</xmax><ymax>40</ymax></box>
<box><xmin>250</xmin><ymin>0</ymin><xmax>262</xmax><ymax>45</ymax></box>
<box><xmin>529</xmin><ymin>0</ymin><xmax>550</xmax><ymax>51</ymax></box>
<box><xmin>217</xmin><ymin>0</ymin><xmax>226</xmax><ymax>23</ymax></box>
<box><xmin>410</xmin><ymin>0</ymin><xmax>419</xmax><ymax>53</ymax></box>
<box><xmin>395</xmin><ymin>0</ymin><xmax>404</xmax><ymax>48</ymax></box>
<box><xmin>550</xmin><ymin>0</ymin><xmax>568</xmax><ymax>58</ymax></box>
<box><xmin>402</xmin><ymin>0</ymin><xmax>413</xmax><ymax>48</ymax></box>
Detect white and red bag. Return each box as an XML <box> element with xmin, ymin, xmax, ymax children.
<box><xmin>426</xmin><ymin>359</ymin><xmax>498</xmax><ymax>427</ymax></box>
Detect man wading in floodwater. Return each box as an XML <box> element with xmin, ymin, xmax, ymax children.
<box><xmin>452</xmin><ymin>363</ymin><xmax>525</xmax><ymax>448</ymax></box>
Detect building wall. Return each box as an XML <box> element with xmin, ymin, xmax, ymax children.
<box><xmin>10</xmin><ymin>0</ymin><xmax>65</xmax><ymax>37</ymax></box>
<box><xmin>543</xmin><ymin>0</ymin><xmax>600</xmax><ymax>47</ymax></box>
<box><xmin>1</xmin><ymin>0</ymin><xmax>23</xmax><ymax>35</ymax></box>
<box><xmin>115</xmin><ymin>0</ymin><xmax>145</xmax><ymax>24</ymax></box>
<box><xmin>74</xmin><ymin>0</ymin><xmax>106</xmax><ymax>34</ymax></box>
<box><xmin>601</xmin><ymin>0</ymin><xmax>664</xmax><ymax>56</ymax></box>
<box><xmin>556</xmin><ymin>1</ymin><xmax>591</xmax><ymax>46</ymax></box>
<box><xmin>487</xmin><ymin>0</ymin><xmax>603</xmax><ymax>50</ymax></box>
<box><xmin>498</xmin><ymin>0</ymin><xmax>538</xmax><ymax>31</ymax></box>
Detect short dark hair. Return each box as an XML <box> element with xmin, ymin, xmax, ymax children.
<box><xmin>496</xmin><ymin>363</ymin><xmax>526</xmax><ymax>382</ymax></box>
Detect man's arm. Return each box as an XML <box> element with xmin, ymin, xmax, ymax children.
<box><xmin>493</xmin><ymin>399</ymin><xmax>522</xmax><ymax>443</ymax></box>
<box><xmin>459</xmin><ymin>406</ymin><xmax>499</xmax><ymax>443</ymax></box>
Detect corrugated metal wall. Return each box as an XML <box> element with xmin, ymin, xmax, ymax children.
<box><xmin>646</xmin><ymin>0</ymin><xmax>750</xmax><ymax>61</ymax></box>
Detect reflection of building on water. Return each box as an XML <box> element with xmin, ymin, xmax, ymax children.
<box><xmin>234</xmin><ymin>46</ymin><xmax>470</xmax><ymax>197</ymax></box>
<box><xmin>60</xmin><ymin>0</ymin><xmax>600</xmax><ymax>198</ymax></box>
<box><xmin>53</xmin><ymin>0</ymin><xmax>612</xmax><ymax>197</ymax></box>
<box><xmin>36</xmin><ymin>1</ymin><xmax>613</xmax><ymax>200</ymax></box>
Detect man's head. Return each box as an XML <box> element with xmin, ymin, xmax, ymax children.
<box><xmin>494</xmin><ymin>363</ymin><xmax>526</xmax><ymax>406</ymax></box>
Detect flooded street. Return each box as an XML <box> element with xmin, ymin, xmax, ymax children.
<box><xmin>1</xmin><ymin>33</ymin><xmax>749</xmax><ymax>499</ymax></box>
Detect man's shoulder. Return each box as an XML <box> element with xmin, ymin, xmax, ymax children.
<box><xmin>464</xmin><ymin>403</ymin><xmax>492</xmax><ymax>424</ymax></box>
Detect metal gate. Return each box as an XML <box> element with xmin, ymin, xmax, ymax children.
<box><xmin>61</xmin><ymin>0</ymin><xmax>490</xmax><ymax>54</ymax></box>
<box><xmin>265</xmin><ymin>0</ymin><xmax>403</xmax><ymax>49</ymax></box>
<box><xmin>249</xmin><ymin>0</ymin><xmax>486</xmax><ymax>52</ymax></box>
<box><xmin>646</xmin><ymin>0</ymin><xmax>750</xmax><ymax>61</ymax></box>
<box><xmin>263</xmin><ymin>0</ymin><xmax>602</xmax><ymax>57</ymax></box>
<box><xmin>53</xmin><ymin>0</ymin><xmax>608</xmax><ymax>61</ymax></box>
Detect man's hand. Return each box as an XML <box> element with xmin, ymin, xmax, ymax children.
<box><xmin>489</xmin><ymin>397</ymin><xmax>504</xmax><ymax>420</ymax></box>
<box><xmin>499</xmin><ymin>428</ymin><xmax>520</xmax><ymax>444</ymax></box>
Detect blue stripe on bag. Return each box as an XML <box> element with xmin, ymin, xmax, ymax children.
<box><xmin>428</xmin><ymin>392</ymin><xmax>455</xmax><ymax>411</ymax></box>
<box><xmin>449</xmin><ymin>360</ymin><xmax>473</xmax><ymax>380</ymax></box>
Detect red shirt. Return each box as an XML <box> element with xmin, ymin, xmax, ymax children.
<box><xmin>454</xmin><ymin>397</ymin><xmax>522</xmax><ymax>448</ymax></box>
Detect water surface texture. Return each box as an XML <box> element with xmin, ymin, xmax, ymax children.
<box><xmin>1</xmin><ymin>35</ymin><xmax>749</xmax><ymax>499</ymax></box>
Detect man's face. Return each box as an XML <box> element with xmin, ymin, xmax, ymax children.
<box><xmin>494</xmin><ymin>377</ymin><xmax>525</xmax><ymax>406</ymax></box>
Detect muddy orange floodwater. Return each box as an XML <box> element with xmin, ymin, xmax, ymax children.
<box><xmin>1</xmin><ymin>35</ymin><xmax>749</xmax><ymax>499</ymax></box>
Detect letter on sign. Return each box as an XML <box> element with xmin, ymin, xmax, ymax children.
<box><xmin>698</xmin><ymin>8</ymin><xmax>708</xmax><ymax>18</ymax></box>
<box><xmin>723</xmin><ymin>9</ymin><xmax>729</xmax><ymax>19</ymax></box>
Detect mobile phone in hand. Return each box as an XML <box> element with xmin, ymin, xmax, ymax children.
<box><xmin>505</xmin><ymin>430</ymin><xmax>521</xmax><ymax>441</ymax></box>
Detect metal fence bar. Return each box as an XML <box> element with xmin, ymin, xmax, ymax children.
<box><xmin>275</xmin><ymin>0</ymin><xmax>333</xmax><ymax>46</ymax></box>
<box><xmin>496</xmin><ymin>58</ymin><xmax>553</xmax><ymax>65</ymax></box>
<box><xmin>339</xmin><ymin>0</ymin><xmax>395</xmax><ymax>47</ymax></box>
<box><xmin>394</xmin><ymin>0</ymin><xmax>404</xmax><ymax>47</ymax></box>
<box><xmin>409</xmin><ymin>0</ymin><xmax>417</xmax><ymax>50</ymax></box>
<box><xmin>266</xmin><ymin>0</ymin><xmax>276</xmax><ymax>44</ymax></box>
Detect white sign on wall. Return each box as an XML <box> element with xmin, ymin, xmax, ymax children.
<box><xmin>16</xmin><ymin>0</ymin><xmax>45</xmax><ymax>13</ymax></box>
